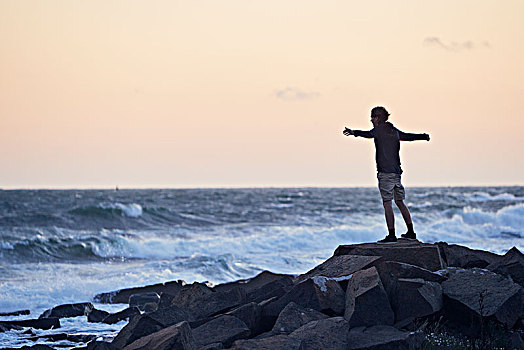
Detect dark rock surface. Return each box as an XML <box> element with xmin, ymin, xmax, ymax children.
<box><xmin>129</xmin><ymin>292</ymin><xmax>160</xmax><ymax>310</ymax></box>
<box><xmin>111</xmin><ymin>315</ymin><xmax>165</xmax><ymax>348</ymax></box>
<box><xmin>1</xmin><ymin>318</ymin><xmax>60</xmax><ymax>330</ymax></box>
<box><xmin>224</xmin><ymin>302</ymin><xmax>262</xmax><ymax>336</ymax></box>
<box><xmin>0</xmin><ymin>309</ymin><xmax>30</xmax><ymax>316</ymax></box>
<box><xmin>296</xmin><ymin>254</ymin><xmax>382</xmax><ymax>283</ymax></box>
<box><xmin>192</xmin><ymin>315</ymin><xmax>250</xmax><ymax>348</ymax></box>
<box><xmin>87</xmin><ymin>308</ymin><xmax>110</xmax><ymax>323</ymax></box>
<box><xmin>390</xmin><ymin>278</ymin><xmax>443</xmax><ymax>324</ymax></box>
<box><xmin>437</xmin><ymin>242</ymin><xmax>500</xmax><ymax>269</ymax></box>
<box><xmin>289</xmin><ymin>317</ymin><xmax>349</xmax><ymax>350</ymax></box>
<box><xmin>94</xmin><ymin>280</ymin><xmax>185</xmax><ymax>304</ymax></box>
<box><xmin>231</xmin><ymin>334</ymin><xmax>303</xmax><ymax>350</ymax></box>
<box><xmin>39</xmin><ymin>302</ymin><xmax>93</xmax><ymax>319</ymax></box>
<box><xmin>347</xmin><ymin>325</ymin><xmax>424</xmax><ymax>349</ymax></box>
<box><xmin>487</xmin><ymin>246</ymin><xmax>524</xmax><ymax>287</ymax></box>
<box><xmin>344</xmin><ymin>266</ymin><xmax>394</xmax><ymax>327</ymax></box>
<box><xmin>102</xmin><ymin>307</ymin><xmax>140</xmax><ymax>325</ymax></box>
<box><xmin>271</xmin><ymin>302</ymin><xmax>328</xmax><ymax>335</ymax></box>
<box><xmin>123</xmin><ymin>321</ymin><xmax>196</xmax><ymax>350</ymax></box>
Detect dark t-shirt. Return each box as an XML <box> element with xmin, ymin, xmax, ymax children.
<box><xmin>353</xmin><ymin>122</ymin><xmax>427</xmax><ymax>174</ymax></box>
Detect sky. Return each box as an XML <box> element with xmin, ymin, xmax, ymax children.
<box><xmin>1</xmin><ymin>0</ymin><xmax>523</xmax><ymax>188</ymax></box>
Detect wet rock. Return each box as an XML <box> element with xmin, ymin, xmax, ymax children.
<box><xmin>94</xmin><ymin>280</ymin><xmax>185</xmax><ymax>304</ymax></box>
<box><xmin>263</xmin><ymin>277</ymin><xmax>345</xmax><ymax>322</ymax></box>
<box><xmin>145</xmin><ymin>305</ymin><xmax>191</xmax><ymax>327</ymax></box>
<box><xmin>442</xmin><ymin>268</ymin><xmax>523</xmax><ymax>331</ymax></box>
<box><xmin>123</xmin><ymin>321</ymin><xmax>196</xmax><ymax>350</ymax></box>
<box><xmin>437</xmin><ymin>242</ymin><xmax>500</xmax><ymax>269</ymax></box>
<box><xmin>0</xmin><ymin>309</ymin><xmax>30</xmax><ymax>316</ymax></box>
<box><xmin>102</xmin><ymin>307</ymin><xmax>140</xmax><ymax>324</ymax></box>
<box><xmin>230</xmin><ymin>334</ymin><xmax>303</xmax><ymax>350</ymax></box>
<box><xmin>296</xmin><ymin>254</ymin><xmax>382</xmax><ymax>284</ymax></box>
<box><xmin>487</xmin><ymin>246</ymin><xmax>524</xmax><ymax>287</ymax></box>
<box><xmin>112</xmin><ymin>314</ymin><xmax>164</xmax><ymax>348</ymax></box>
<box><xmin>347</xmin><ymin>325</ymin><xmax>424</xmax><ymax>350</ymax></box>
<box><xmin>390</xmin><ymin>278</ymin><xmax>442</xmax><ymax>325</ymax></box>
<box><xmin>225</xmin><ymin>302</ymin><xmax>262</xmax><ymax>336</ymax></box>
<box><xmin>193</xmin><ymin>315</ymin><xmax>250</xmax><ymax>348</ymax></box>
<box><xmin>129</xmin><ymin>292</ymin><xmax>160</xmax><ymax>311</ymax></box>
<box><xmin>344</xmin><ymin>266</ymin><xmax>394</xmax><ymax>327</ymax></box>
<box><xmin>85</xmin><ymin>341</ymin><xmax>120</xmax><ymax>350</ymax></box>
<box><xmin>271</xmin><ymin>302</ymin><xmax>328</xmax><ymax>335</ymax></box>
<box><xmin>334</xmin><ymin>240</ymin><xmax>445</xmax><ymax>271</ymax></box>
<box><xmin>39</xmin><ymin>302</ymin><xmax>93</xmax><ymax>319</ymax></box>
<box><xmin>87</xmin><ymin>308</ymin><xmax>110</xmax><ymax>323</ymax></box>
<box><xmin>1</xmin><ymin>318</ymin><xmax>60</xmax><ymax>330</ymax></box>
<box><xmin>0</xmin><ymin>322</ymin><xmax>23</xmax><ymax>332</ymax></box>
<box><xmin>289</xmin><ymin>317</ymin><xmax>349</xmax><ymax>350</ymax></box>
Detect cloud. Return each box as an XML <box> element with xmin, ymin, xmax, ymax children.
<box><xmin>274</xmin><ymin>87</ymin><xmax>320</xmax><ymax>101</ymax></box>
<box><xmin>423</xmin><ymin>37</ymin><xmax>492</xmax><ymax>52</ymax></box>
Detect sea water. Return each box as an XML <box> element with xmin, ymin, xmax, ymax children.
<box><xmin>1</xmin><ymin>187</ymin><xmax>523</xmax><ymax>348</ymax></box>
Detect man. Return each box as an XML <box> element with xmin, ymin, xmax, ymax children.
<box><xmin>343</xmin><ymin>106</ymin><xmax>430</xmax><ymax>243</ymax></box>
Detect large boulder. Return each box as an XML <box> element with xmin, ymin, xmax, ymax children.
<box><xmin>39</xmin><ymin>302</ymin><xmax>93</xmax><ymax>319</ymax></box>
<box><xmin>230</xmin><ymin>334</ymin><xmax>303</xmax><ymax>350</ymax></box>
<box><xmin>390</xmin><ymin>278</ymin><xmax>443</xmax><ymax>325</ymax></box>
<box><xmin>112</xmin><ymin>314</ymin><xmax>165</xmax><ymax>348</ymax></box>
<box><xmin>487</xmin><ymin>247</ymin><xmax>524</xmax><ymax>287</ymax></box>
<box><xmin>271</xmin><ymin>302</ymin><xmax>328</xmax><ymax>335</ymax></box>
<box><xmin>1</xmin><ymin>318</ymin><xmax>60</xmax><ymax>330</ymax></box>
<box><xmin>334</xmin><ymin>241</ymin><xmax>444</xmax><ymax>271</ymax></box>
<box><xmin>436</xmin><ymin>242</ymin><xmax>500</xmax><ymax>269</ymax></box>
<box><xmin>347</xmin><ymin>325</ymin><xmax>424</xmax><ymax>350</ymax></box>
<box><xmin>225</xmin><ymin>302</ymin><xmax>263</xmax><ymax>336</ymax></box>
<box><xmin>123</xmin><ymin>321</ymin><xmax>196</xmax><ymax>350</ymax></box>
<box><xmin>289</xmin><ymin>317</ymin><xmax>349</xmax><ymax>350</ymax></box>
<box><xmin>129</xmin><ymin>292</ymin><xmax>160</xmax><ymax>311</ymax></box>
<box><xmin>295</xmin><ymin>255</ymin><xmax>383</xmax><ymax>283</ymax></box>
<box><xmin>214</xmin><ymin>271</ymin><xmax>292</xmax><ymax>295</ymax></box>
<box><xmin>344</xmin><ymin>266</ymin><xmax>394</xmax><ymax>327</ymax></box>
<box><xmin>263</xmin><ymin>277</ymin><xmax>345</xmax><ymax>322</ymax></box>
<box><xmin>442</xmin><ymin>268</ymin><xmax>524</xmax><ymax>332</ymax></box>
<box><xmin>102</xmin><ymin>307</ymin><xmax>140</xmax><ymax>324</ymax></box>
<box><xmin>94</xmin><ymin>280</ymin><xmax>185</xmax><ymax>304</ymax></box>
<box><xmin>192</xmin><ymin>315</ymin><xmax>251</xmax><ymax>348</ymax></box>
<box><xmin>145</xmin><ymin>305</ymin><xmax>191</xmax><ymax>327</ymax></box>
<box><xmin>87</xmin><ymin>308</ymin><xmax>110</xmax><ymax>323</ymax></box>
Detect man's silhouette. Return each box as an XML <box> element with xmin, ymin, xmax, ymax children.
<box><xmin>343</xmin><ymin>106</ymin><xmax>430</xmax><ymax>243</ymax></box>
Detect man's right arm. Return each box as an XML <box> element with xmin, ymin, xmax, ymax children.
<box><xmin>352</xmin><ymin>129</ymin><xmax>374</xmax><ymax>138</ymax></box>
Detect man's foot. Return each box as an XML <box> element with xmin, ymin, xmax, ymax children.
<box><xmin>400</xmin><ymin>232</ymin><xmax>417</xmax><ymax>240</ymax></box>
<box><xmin>378</xmin><ymin>235</ymin><xmax>397</xmax><ymax>243</ymax></box>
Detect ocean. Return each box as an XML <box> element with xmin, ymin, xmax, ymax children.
<box><xmin>1</xmin><ymin>186</ymin><xmax>523</xmax><ymax>348</ymax></box>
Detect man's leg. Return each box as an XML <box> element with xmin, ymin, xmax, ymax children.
<box><xmin>383</xmin><ymin>200</ymin><xmax>395</xmax><ymax>230</ymax></box>
<box><xmin>395</xmin><ymin>200</ymin><xmax>416</xmax><ymax>238</ymax></box>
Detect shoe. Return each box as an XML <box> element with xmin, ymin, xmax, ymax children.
<box><xmin>378</xmin><ymin>235</ymin><xmax>397</xmax><ymax>243</ymax></box>
<box><xmin>401</xmin><ymin>232</ymin><xmax>417</xmax><ymax>240</ymax></box>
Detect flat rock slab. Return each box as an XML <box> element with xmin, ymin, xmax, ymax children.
<box><xmin>1</xmin><ymin>318</ymin><xmax>60</xmax><ymax>330</ymax></box>
<box><xmin>345</xmin><ymin>266</ymin><xmax>394</xmax><ymax>327</ymax></box>
<box><xmin>123</xmin><ymin>321</ymin><xmax>196</xmax><ymax>350</ymax></box>
<box><xmin>442</xmin><ymin>268</ymin><xmax>523</xmax><ymax>329</ymax></box>
<box><xmin>193</xmin><ymin>315</ymin><xmax>250</xmax><ymax>348</ymax></box>
<box><xmin>39</xmin><ymin>302</ymin><xmax>93</xmax><ymax>319</ymax></box>
<box><xmin>289</xmin><ymin>317</ymin><xmax>349</xmax><ymax>350</ymax></box>
<box><xmin>296</xmin><ymin>255</ymin><xmax>382</xmax><ymax>283</ymax></box>
<box><xmin>347</xmin><ymin>325</ymin><xmax>424</xmax><ymax>350</ymax></box>
<box><xmin>437</xmin><ymin>242</ymin><xmax>500</xmax><ymax>269</ymax></box>
<box><xmin>94</xmin><ymin>280</ymin><xmax>185</xmax><ymax>304</ymax></box>
<box><xmin>271</xmin><ymin>302</ymin><xmax>328</xmax><ymax>335</ymax></box>
<box><xmin>231</xmin><ymin>334</ymin><xmax>303</xmax><ymax>350</ymax></box>
<box><xmin>213</xmin><ymin>271</ymin><xmax>292</xmax><ymax>295</ymax></box>
<box><xmin>334</xmin><ymin>241</ymin><xmax>444</xmax><ymax>271</ymax></box>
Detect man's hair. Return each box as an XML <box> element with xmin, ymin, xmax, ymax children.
<box><xmin>371</xmin><ymin>106</ymin><xmax>390</xmax><ymax>122</ymax></box>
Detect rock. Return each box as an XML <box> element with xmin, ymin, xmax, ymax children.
<box><xmin>437</xmin><ymin>242</ymin><xmax>500</xmax><ymax>269</ymax></box>
<box><xmin>225</xmin><ymin>302</ymin><xmax>262</xmax><ymax>336</ymax></box>
<box><xmin>85</xmin><ymin>341</ymin><xmax>120</xmax><ymax>350</ymax></box>
<box><xmin>296</xmin><ymin>255</ymin><xmax>383</xmax><ymax>284</ymax></box>
<box><xmin>508</xmin><ymin>332</ymin><xmax>524</xmax><ymax>350</ymax></box>
<box><xmin>6</xmin><ymin>345</ymin><xmax>56</xmax><ymax>350</ymax></box>
<box><xmin>245</xmin><ymin>276</ymin><xmax>294</xmax><ymax>304</ymax></box>
<box><xmin>376</xmin><ymin>261</ymin><xmax>446</xmax><ymax>286</ymax></box>
<box><xmin>1</xmin><ymin>318</ymin><xmax>60</xmax><ymax>330</ymax></box>
<box><xmin>158</xmin><ymin>292</ymin><xmax>176</xmax><ymax>309</ymax></box>
<box><xmin>230</xmin><ymin>334</ymin><xmax>303</xmax><ymax>350</ymax></box>
<box><xmin>171</xmin><ymin>283</ymin><xmax>246</xmax><ymax>320</ymax></box>
<box><xmin>94</xmin><ymin>280</ymin><xmax>185</xmax><ymax>304</ymax></box>
<box><xmin>143</xmin><ymin>302</ymin><xmax>158</xmax><ymax>313</ymax></box>
<box><xmin>263</xmin><ymin>277</ymin><xmax>345</xmax><ymax>322</ymax></box>
<box><xmin>39</xmin><ymin>302</ymin><xmax>93</xmax><ymax>319</ymax></box>
<box><xmin>442</xmin><ymin>268</ymin><xmax>523</xmax><ymax>331</ymax></box>
<box><xmin>87</xmin><ymin>308</ymin><xmax>110</xmax><ymax>323</ymax></box>
<box><xmin>271</xmin><ymin>302</ymin><xmax>328</xmax><ymax>335</ymax></box>
<box><xmin>0</xmin><ymin>322</ymin><xmax>23</xmax><ymax>332</ymax></box>
<box><xmin>129</xmin><ymin>292</ymin><xmax>160</xmax><ymax>310</ymax></box>
<box><xmin>102</xmin><ymin>307</ymin><xmax>140</xmax><ymax>324</ymax></box>
<box><xmin>344</xmin><ymin>266</ymin><xmax>394</xmax><ymax>327</ymax></box>
<box><xmin>487</xmin><ymin>246</ymin><xmax>524</xmax><ymax>287</ymax></box>
<box><xmin>0</xmin><ymin>309</ymin><xmax>30</xmax><ymax>316</ymax></box>
<box><xmin>111</xmin><ymin>314</ymin><xmax>164</xmax><ymax>348</ymax></box>
<box><xmin>334</xmin><ymin>241</ymin><xmax>445</xmax><ymax>271</ymax></box>
<box><xmin>390</xmin><ymin>278</ymin><xmax>443</xmax><ymax>325</ymax></box>
<box><xmin>123</xmin><ymin>321</ymin><xmax>196</xmax><ymax>350</ymax></box>
<box><xmin>145</xmin><ymin>305</ymin><xmax>191</xmax><ymax>327</ymax></box>
<box><xmin>193</xmin><ymin>315</ymin><xmax>251</xmax><ymax>348</ymax></box>
<box><xmin>214</xmin><ymin>271</ymin><xmax>291</xmax><ymax>294</ymax></box>
<box><xmin>289</xmin><ymin>317</ymin><xmax>349</xmax><ymax>350</ymax></box>
<box><xmin>347</xmin><ymin>325</ymin><xmax>424</xmax><ymax>350</ymax></box>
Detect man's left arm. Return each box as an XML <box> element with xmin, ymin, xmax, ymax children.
<box><xmin>398</xmin><ymin>130</ymin><xmax>430</xmax><ymax>141</ymax></box>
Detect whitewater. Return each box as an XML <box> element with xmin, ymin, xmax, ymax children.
<box><xmin>1</xmin><ymin>186</ymin><xmax>523</xmax><ymax>348</ymax></box>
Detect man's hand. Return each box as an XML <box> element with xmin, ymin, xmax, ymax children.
<box><xmin>343</xmin><ymin>127</ymin><xmax>354</xmax><ymax>136</ymax></box>
<box><xmin>424</xmin><ymin>133</ymin><xmax>430</xmax><ymax>141</ymax></box>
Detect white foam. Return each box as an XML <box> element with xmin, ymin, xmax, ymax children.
<box><xmin>100</xmin><ymin>203</ymin><xmax>143</xmax><ymax>217</ymax></box>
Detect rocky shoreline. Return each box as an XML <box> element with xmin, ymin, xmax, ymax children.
<box><xmin>2</xmin><ymin>239</ymin><xmax>524</xmax><ymax>349</ymax></box>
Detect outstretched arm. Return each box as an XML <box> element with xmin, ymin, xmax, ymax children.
<box><xmin>398</xmin><ymin>130</ymin><xmax>430</xmax><ymax>141</ymax></box>
<box><xmin>343</xmin><ymin>127</ymin><xmax>374</xmax><ymax>138</ymax></box>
